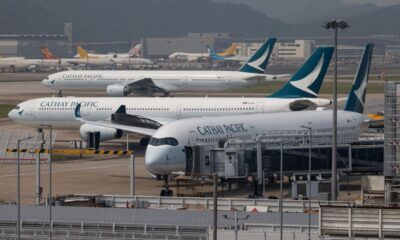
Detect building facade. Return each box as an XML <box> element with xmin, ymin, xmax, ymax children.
<box><xmin>141</xmin><ymin>32</ymin><xmax>231</xmax><ymax>58</ymax></box>
<box><xmin>234</xmin><ymin>40</ymin><xmax>315</xmax><ymax>60</ymax></box>
<box><xmin>0</xmin><ymin>35</ymin><xmax>69</xmax><ymax>58</ymax></box>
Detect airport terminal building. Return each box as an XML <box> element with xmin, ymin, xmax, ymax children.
<box><xmin>0</xmin><ymin>34</ymin><xmax>69</xmax><ymax>58</ymax></box>
<box><xmin>141</xmin><ymin>32</ymin><xmax>231</xmax><ymax>58</ymax></box>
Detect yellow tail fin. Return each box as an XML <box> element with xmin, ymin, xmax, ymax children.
<box><xmin>218</xmin><ymin>44</ymin><xmax>238</xmax><ymax>57</ymax></box>
<box><xmin>76</xmin><ymin>45</ymin><xmax>89</xmax><ymax>58</ymax></box>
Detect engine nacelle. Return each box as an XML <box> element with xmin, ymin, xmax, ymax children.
<box><xmin>80</xmin><ymin>123</ymin><xmax>123</xmax><ymax>141</ymax></box>
<box><xmin>106</xmin><ymin>84</ymin><xmax>130</xmax><ymax>97</ymax></box>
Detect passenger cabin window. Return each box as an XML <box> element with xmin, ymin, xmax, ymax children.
<box><xmin>149</xmin><ymin>137</ymin><xmax>179</xmax><ymax>146</ymax></box>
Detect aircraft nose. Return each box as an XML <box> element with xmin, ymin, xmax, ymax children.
<box><xmin>8</xmin><ymin>109</ymin><xmax>17</xmax><ymax>120</ymax></box>
<box><xmin>41</xmin><ymin>78</ymin><xmax>49</xmax><ymax>86</ymax></box>
<box><xmin>145</xmin><ymin>146</ymin><xmax>168</xmax><ymax>175</ymax></box>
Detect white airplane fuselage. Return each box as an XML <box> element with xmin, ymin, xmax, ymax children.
<box><xmin>111</xmin><ymin>58</ymin><xmax>154</xmax><ymax>66</ymax></box>
<box><xmin>66</xmin><ymin>58</ymin><xmax>113</xmax><ymax>67</ymax></box>
<box><xmin>42</xmin><ymin>70</ymin><xmax>277</xmax><ymax>93</ymax></box>
<box><xmin>8</xmin><ymin>96</ymin><xmax>331</xmax><ymax>129</ymax></box>
<box><xmin>145</xmin><ymin>110</ymin><xmax>368</xmax><ymax>175</ymax></box>
<box><xmin>0</xmin><ymin>58</ymin><xmax>71</xmax><ymax>69</ymax></box>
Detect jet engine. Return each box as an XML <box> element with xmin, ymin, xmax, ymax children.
<box><xmin>80</xmin><ymin>123</ymin><xmax>123</xmax><ymax>141</ymax></box>
<box><xmin>106</xmin><ymin>84</ymin><xmax>130</xmax><ymax>97</ymax></box>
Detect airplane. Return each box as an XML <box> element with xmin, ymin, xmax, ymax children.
<box><xmin>40</xmin><ymin>47</ymin><xmax>74</xmax><ymax>69</ymax></box>
<box><xmin>68</xmin><ymin>46</ymin><xmax>114</xmax><ymax>67</ymax></box>
<box><xmin>41</xmin><ymin>38</ymin><xmax>291</xmax><ymax>96</ymax></box>
<box><xmin>216</xmin><ymin>44</ymin><xmax>238</xmax><ymax>57</ymax></box>
<box><xmin>169</xmin><ymin>43</ymin><xmax>238</xmax><ymax>62</ymax></box>
<box><xmin>73</xmin><ymin>44</ymin><xmax>154</xmax><ymax>67</ymax></box>
<box><xmin>168</xmin><ymin>52</ymin><xmax>209</xmax><ymax>62</ymax></box>
<box><xmin>9</xmin><ymin>46</ymin><xmax>334</xmax><ymax>146</ymax></box>
<box><xmin>74</xmin><ymin>43</ymin><xmax>142</xmax><ymax>59</ymax></box>
<box><xmin>0</xmin><ymin>55</ymin><xmax>63</xmax><ymax>72</ymax></box>
<box><xmin>208</xmin><ymin>46</ymin><xmax>248</xmax><ymax>62</ymax></box>
<box><xmin>142</xmin><ymin>43</ymin><xmax>374</xmax><ymax>181</ymax></box>
<box><xmin>367</xmin><ymin>111</ymin><xmax>384</xmax><ymax>129</ymax></box>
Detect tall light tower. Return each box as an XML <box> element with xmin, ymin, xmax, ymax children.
<box><xmin>324</xmin><ymin>19</ymin><xmax>349</xmax><ymax>201</ymax></box>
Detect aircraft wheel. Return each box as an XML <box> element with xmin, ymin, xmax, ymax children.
<box><xmin>160</xmin><ymin>189</ymin><xmax>167</xmax><ymax>196</ymax></box>
<box><xmin>167</xmin><ymin>189</ymin><xmax>173</xmax><ymax>196</ymax></box>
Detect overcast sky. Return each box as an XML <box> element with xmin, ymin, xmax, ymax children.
<box><xmin>347</xmin><ymin>0</ymin><xmax>400</xmax><ymax>6</ymax></box>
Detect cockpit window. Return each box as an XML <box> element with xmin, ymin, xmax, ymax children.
<box><xmin>149</xmin><ymin>137</ymin><xmax>179</xmax><ymax>146</ymax></box>
<box><xmin>14</xmin><ymin>106</ymin><xmax>20</xmax><ymax>110</ymax></box>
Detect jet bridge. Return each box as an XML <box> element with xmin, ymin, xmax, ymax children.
<box><xmin>184</xmin><ymin>135</ymin><xmax>383</xmax><ymax>186</ymax></box>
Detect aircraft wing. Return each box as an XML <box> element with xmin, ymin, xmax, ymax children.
<box><xmin>78</xmin><ymin>118</ymin><xmax>157</xmax><ymax>136</ymax></box>
<box><xmin>126</xmin><ymin>78</ymin><xmax>170</xmax><ymax>96</ymax></box>
<box><xmin>74</xmin><ymin>104</ymin><xmax>174</xmax><ymax>136</ymax></box>
<box><xmin>289</xmin><ymin>98</ymin><xmax>331</xmax><ymax>111</ymax></box>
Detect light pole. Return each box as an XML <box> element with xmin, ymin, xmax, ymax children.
<box><xmin>16</xmin><ymin>136</ymin><xmax>32</xmax><ymax>240</ymax></box>
<box><xmin>223</xmin><ymin>212</ymin><xmax>250</xmax><ymax>240</ymax></box>
<box><xmin>279</xmin><ymin>141</ymin><xmax>283</xmax><ymax>240</ymax></box>
<box><xmin>41</xmin><ymin>124</ymin><xmax>53</xmax><ymax>240</ymax></box>
<box><xmin>324</xmin><ymin>19</ymin><xmax>349</xmax><ymax>201</ymax></box>
<box><xmin>301</xmin><ymin>124</ymin><xmax>312</xmax><ymax>240</ymax></box>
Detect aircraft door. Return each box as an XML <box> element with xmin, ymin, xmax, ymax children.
<box><xmin>176</xmin><ymin>104</ymin><xmax>182</xmax><ymax>118</ymax></box>
<box><xmin>225</xmin><ymin>76</ymin><xmax>232</xmax><ymax>89</ymax></box>
<box><xmin>189</xmin><ymin>130</ymin><xmax>198</xmax><ymax>144</ymax></box>
<box><xmin>256</xmin><ymin>102</ymin><xmax>264</xmax><ymax>113</ymax></box>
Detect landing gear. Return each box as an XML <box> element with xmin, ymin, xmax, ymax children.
<box><xmin>57</xmin><ymin>90</ymin><xmax>63</xmax><ymax>97</ymax></box>
<box><xmin>160</xmin><ymin>175</ymin><xmax>173</xmax><ymax>196</ymax></box>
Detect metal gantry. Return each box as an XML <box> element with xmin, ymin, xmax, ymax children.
<box><xmin>384</xmin><ymin>81</ymin><xmax>400</xmax><ymax>204</ymax></box>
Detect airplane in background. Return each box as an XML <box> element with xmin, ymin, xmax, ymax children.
<box><xmin>67</xmin><ymin>46</ymin><xmax>114</xmax><ymax>67</ymax></box>
<box><xmin>41</xmin><ymin>38</ymin><xmax>291</xmax><ymax>96</ymax></box>
<box><xmin>74</xmin><ymin>43</ymin><xmax>142</xmax><ymax>59</ymax></box>
<box><xmin>168</xmin><ymin>43</ymin><xmax>238</xmax><ymax>62</ymax></box>
<box><xmin>142</xmin><ymin>44</ymin><xmax>374</xmax><ymax>182</ymax></box>
<box><xmin>367</xmin><ymin>111</ymin><xmax>384</xmax><ymax>129</ymax></box>
<box><xmin>40</xmin><ymin>47</ymin><xmax>74</xmax><ymax>69</ymax></box>
<box><xmin>110</xmin><ymin>44</ymin><xmax>154</xmax><ymax>67</ymax></box>
<box><xmin>9</xmin><ymin>46</ymin><xmax>334</xmax><ymax>148</ymax></box>
<box><xmin>208</xmin><ymin>46</ymin><xmax>248</xmax><ymax>62</ymax></box>
<box><xmin>216</xmin><ymin>44</ymin><xmax>238</xmax><ymax>57</ymax></box>
<box><xmin>0</xmin><ymin>49</ymin><xmax>67</xmax><ymax>72</ymax></box>
<box><xmin>168</xmin><ymin>52</ymin><xmax>209</xmax><ymax>62</ymax></box>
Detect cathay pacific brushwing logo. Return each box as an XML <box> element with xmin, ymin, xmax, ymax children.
<box><xmin>246</xmin><ymin>45</ymin><xmax>271</xmax><ymax>72</ymax></box>
<box><xmin>290</xmin><ymin>53</ymin><xmax>325</xmax><ymax>97</ymax></box>
<box><xmin>74</xmin><ymin>103</ymin><xmax>82</xmax><ymax>118</ymax></box>
<box><xmin>354</xmin><ymin>73</ymin><xmax>368</xmax><ymax>108</ymax></box>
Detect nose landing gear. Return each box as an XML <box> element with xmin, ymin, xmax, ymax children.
<box><xmin>160</xmin><ymin>175</ymin><xmax>173</xmax><ymax>196</ymax></box>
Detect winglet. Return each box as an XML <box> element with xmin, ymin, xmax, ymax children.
<box><xmin>239</xmin><ymin>37</ymin><xmax>276</xmax><ymax>74</ymax></box>
<box><xmin>268</xmin><ymin>46</ymin><xmax>334</xmax><ymax>98</ymax></box>
<box><xmin>344</xmin><ymin>43</ymin><xmax>374</xmax><ymax>114</ymax></box>
<box><xmin>115</xmin><ymin>105</ymin><xmax>126</xmax><ymax>114</ymax></box>
<box><xmin>74</xmin><ymin>103</ymin><xmax>82</xmax><ymax>119</ymax></box>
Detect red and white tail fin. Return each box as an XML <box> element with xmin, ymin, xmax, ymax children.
<box><xmin>41</xmin><ymin>46</ymin><xmax>56</xmax><ymax>59</ymax></box>
<box><xmin>128</xmin><ymin>43</ymin><xmax>141</xmax><ymax>57</ymax></box>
